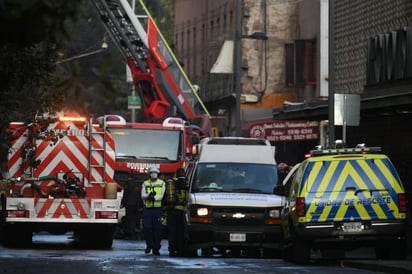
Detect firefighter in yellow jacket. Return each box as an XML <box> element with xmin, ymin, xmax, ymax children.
<box><xmin>165</xmin><ymin>168</ymin><xmax>189</xmax><ymax>257</ymax></box>
<box><xmin>141</xmin><ymin>166</ymin><xmax>165</xmax><ymax>255</ymax></box>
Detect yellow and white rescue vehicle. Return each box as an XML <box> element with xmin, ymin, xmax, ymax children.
<box><xmin>275</xmin><ymin>144</ymin><xmax>408</xmax><ymax>264</ymax></box>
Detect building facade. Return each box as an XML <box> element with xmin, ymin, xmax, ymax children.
<box><xmin>173</xmin><ymin>0</ymin><xmax>412</xmax><ymax>198</ymax></box>
<box><xmin>173</xmin><ymin>0</ymin><xmax>298</xmax><ymax>136</ymax></box>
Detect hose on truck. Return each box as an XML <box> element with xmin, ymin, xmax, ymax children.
<box><xmin>18</xmin><ymin>174</ymin><xmax>84</xmax><ymax>198</ymax></box>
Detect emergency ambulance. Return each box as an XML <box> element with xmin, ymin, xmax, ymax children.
<box><xmin>275</xmin><ymin>144</ymin><xmax>408</xmax><ymax>264</ymax></box>
<box><xmin>185</xmin><ymin>137</ymin><xmax>283</xmax><ymax>257</ymax></box>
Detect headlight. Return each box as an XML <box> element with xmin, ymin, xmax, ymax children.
<box><xmin>268</xmin><ymin>209</ymin><xmax>280</xmax><ymax>218</ymax></box>
<box><xmin>197</xmin><ymin>207</ymin><xmax>209</xmax><ymax>216</ymax></box>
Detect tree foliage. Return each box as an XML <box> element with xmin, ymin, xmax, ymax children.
<box><xmin>0</xmin><ymin>0</ymin><xmax>83</xmax><ymax>171</ymax></box>
<box><xmin>0</xmin><ymin>0</ymin><xmax>175</xmax><ymax>122</ymax></box>
<box><xmin>0</xmin><ymin>0</ymin><xmax>83</xmax><ymax>122</ymax></box>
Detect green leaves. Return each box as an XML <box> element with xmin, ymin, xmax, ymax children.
<box><xmin>0</xmin><ymin>0</ymin><xmax>82</xmax><ymax>46</ymax></box>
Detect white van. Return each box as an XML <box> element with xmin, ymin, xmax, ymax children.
<box><xmin>184</xmin><ymin>137</ymin><xmax>283</xmax><ymax>257</ymax></box>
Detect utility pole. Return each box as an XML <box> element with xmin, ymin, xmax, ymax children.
<box><xmin>234</xmin><ymin>0</ymin><xmax>242</xmax><ymax>137</ymax></box>
<box><xmin>328</xmin><ymin>0</ymin><xmax>335</xmax><ymax>147</ymax></box>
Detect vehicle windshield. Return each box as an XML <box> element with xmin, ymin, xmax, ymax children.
<box><xmin>191</xmin><ymin>163</ymin><xmax>278</xmax><ymax>194</ymax></box>
<box><xmin>109</xmin><ymin>128</ymin><xmax>183</xmax><ymax>162</ymax></box>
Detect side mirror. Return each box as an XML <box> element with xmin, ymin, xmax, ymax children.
<box><xmin>191</xmin><ymin>135</ymin><xmax>200</xmax><ymax>145</ymax></box>
<box><xmin>273</xmin><ymin>185</ymin><xmax>286</xmax><ymax>196</ymax></box>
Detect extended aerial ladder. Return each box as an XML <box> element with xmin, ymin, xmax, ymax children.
<box><xmin>92</xmin><ymin>0</ymin><xmax>211</xmax><ymax>135</ymax></box>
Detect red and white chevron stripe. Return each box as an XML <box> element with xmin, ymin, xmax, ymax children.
<box><xmin>35</xmin><ymin>198</ymin><xmax>90</xmax><ymax>219</ymax></box>
<box><xmin>8</xmin><ymin>121</ymin><xmax>115</xmax><ymax>186</ymax></box>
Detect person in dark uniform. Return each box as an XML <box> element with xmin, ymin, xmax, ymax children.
<box><xmin>120</xmin><ymin>178</ymin><xmax>143</xmax><ymax>240</ymax></box>
<box><xmin>166</xmin><ymin>168</ymin><xmax>189</xmax><ymax>257</ymax></box>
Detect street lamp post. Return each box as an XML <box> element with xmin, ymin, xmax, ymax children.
<box><xmin>55</xmin><ymin>37</ymin><xmax>108</xmax><ymax>64</ymax></box>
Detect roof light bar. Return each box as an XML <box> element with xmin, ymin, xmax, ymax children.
<box><xmin>309</xmin><ymin>145</ymin><xmax>382</xmax><ymax>156</ymax></box>
<box><xmin>162</xmin><ymin>117</ymin><xmax>185</xmax><ymax>129</ymax></box>
<box><xmin>59</xmin><ymin>116</ymin><xmax>86</xmax><ymax>123</ymax></box>
<box><xmin>97</xmin><ymin>115</ymin><xmax>127</xmax><ymax>126</ymax></box>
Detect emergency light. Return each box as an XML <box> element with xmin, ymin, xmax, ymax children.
<box><xmin>59</xmin><ymin>116</ymin><xmax>86</xmax><ymax>123</ymax></box>
<box><xmin>162</xmin><ymin>117</ymin><xmax>185</xmax><ymax>129</ymax></box>
<box><xmin>97</xmin><ymin>115</ymin><xmax>127</xmax><ymax>126</ymax></box>
<box><xmin>309</xmin><ymin>143</ymin><xmax>382</xmax><ymax>157</ymax></box>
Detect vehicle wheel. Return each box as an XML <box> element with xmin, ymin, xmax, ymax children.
<box><xmin>0</xmin><ymin>194</ymin><xmax>6</xmax><ymax>226</ymax></box>
<box><xmin>1</xmin><ymin>225</ymin><xmax>32</xmax><ymax>248</ymax></box>
<box><xmin>389</xmin><ymin>241</ymin><xmax>407</xmax><ymax>260</ymax></box>
<box><xmin>243</xmin><ymin>247</ymin><xmax>262</xmax><ymax>258</ymax></box>
<box><xmin>281</xmin><ymin>243</ymin><xmax>293</xmax><ymax>261</ymax></box>
<box><xmin>375</xmin><ymin>241</ymin><xmax>407</xmax><ymax>260</ymax></box>
<box><xmin>78</xmin><ymin>226</ymin><xmax>114</xmax><ymax>249</ymax></box>
<box><xmin>263</xmin><ymin>248</ymin><xmax>281</xmax><ymax>258</ymax></box>
<box><xmin>184</xmin><ymin>247</ymin><xmax>198</xmax><ymax>257</ymax></box>
<box><xmin>98</xmin><ymin>226</ymin><xmax>114</xmax><ymax>249</ymax></box>
<box><xmin>227</xmin><ymin>247</ymin><xmax>241</xmax><ymax>257</ymax></box>
<box><xmin>321</xmin><ymin>248</ymin><xmax>345</xmax><ymax>259</ymax></box>
<box><xmin>291</xmin><ymin>237</ymin><xmax>311</xmax><ymax>264</ymax></box>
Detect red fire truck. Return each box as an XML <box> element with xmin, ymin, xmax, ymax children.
<box><xmin>98</xmin><ymin>115</ymin><xmax>200</xmax><ymax>184</ymax></box>
<box><xmin>0</xmin><ymin>113</ymin><xmax>119</xmax><ymax>249</ymax></box>
<box><xmin>92</xmin><ymin>0</ymin><xmax>211</xmax><ymax>183</ymax></box>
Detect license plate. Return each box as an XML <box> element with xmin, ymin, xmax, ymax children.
<box><xmin>230</xmin><ymin>233</ymin><xmax>246</xmax><ymax>242</ymax></box>
<box><xmin>342</xmin><ymin>222</ymin><xmax>362</xmax><ymax>232</ymax></box>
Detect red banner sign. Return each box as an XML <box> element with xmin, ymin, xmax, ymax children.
<box><xmin>246</xmin><ymin>120</ymin><xmax>319</xmax><ymax>142</ymax></box>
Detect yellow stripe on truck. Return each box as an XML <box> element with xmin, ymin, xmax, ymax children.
<box><xmin>301</xmin><ymin>155</ymin><xmax>405</xmax><ymax>223</ymax></box>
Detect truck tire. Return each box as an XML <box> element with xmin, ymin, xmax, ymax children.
<box><xmin>78</xmin><ymin>225</ymin><xmax>114</xmax><ymax>249</ymax></box>
<box><xmin>1</xmin><ymin>225</ymin><xmax>32</xmax><ymax>248</ymax></box>
<box><xmin>0</xmin><ymin>194</ymin><xmax>5</xmax><ymax>226</ymax></box>
<box><xmin>263</xmin><ymin>248</ymin><xmax>280</xmax><ymax>258</ymax></box>
<box><xmin>183</xmin><ymin>243</ymin><xmax>198</xmax><ymax>257</ymax></box>
<box><xmin>281</xmin><ymin>243</ymin><xmax>293</xmax><ymax>261</ymax></box>
<box><xmin>291</xmin><ymin>237</ymin><xmax>310</xmax><ymax>264</ymax></box>
<box><xmin>375</xmin><ymin>240</ymin><xmax>407</xmax><ymax>260</ymax></box>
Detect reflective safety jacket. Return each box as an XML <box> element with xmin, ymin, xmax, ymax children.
<box><xmin>172</xmin><ymin>176</ymin><xmax>189</xmax><ymax>211</ymax></box>
<box><xmin>142</xmin><ymin>179</ymin><xmax>165</xmax><ymax>208</ymax></box>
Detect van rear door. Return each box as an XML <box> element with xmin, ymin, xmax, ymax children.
<box><xmin>301</xmin><ymin>155</ymin><xmax>406</xmax><ymax>223</ymax></box>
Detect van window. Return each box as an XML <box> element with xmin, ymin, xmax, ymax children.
<box><xmin>191</xmin><ymin>163</ymin><xmax>278</xmax><ymax>194</ymax></box>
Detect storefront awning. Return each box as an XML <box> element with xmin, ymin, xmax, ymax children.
<box><xmin>210</xmin><ymin>40</ymin><xmax>234</xmax><ymax>74</ymax></box>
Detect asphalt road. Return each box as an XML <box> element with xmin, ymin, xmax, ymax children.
<box><xmin>0</xmin><ymin>233</ymin><xmax>398</xmax><ymax>274</ymax></box>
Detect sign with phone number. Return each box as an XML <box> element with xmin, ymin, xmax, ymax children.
<box><xmin>248</xmin><ymin>120</ymin><xmax>319</xmax><ymax>142</ymax></box>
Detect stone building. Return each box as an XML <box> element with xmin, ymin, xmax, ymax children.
<box><xmin>173</xmin><ymin>0</ymin><xmax>298</xmax><ymax>136</ymax></box>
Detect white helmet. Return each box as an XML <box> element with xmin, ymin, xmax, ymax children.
<box><xmin>148</xmin><ymin>166</ymin><xmax>160</xmax><ymax>174</ymax></box>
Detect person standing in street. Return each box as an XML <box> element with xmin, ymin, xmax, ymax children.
<box><xmin>277</xmin><ymin>162</ymin><xmax>291</xmax><ymax>184</ymax></box>
<box><xmin>120</xmin><ymin>178</ymin><xmax>143</xmax><ymax>240</ymax></box>
<box><xmin>141</xmin><ymin>166</ymin><xmax>165</xmax><ymax>255</ymax></box>
<box><xmin>166</xmin><ymin>168</ymin><xmax>189</xmax><ymax>257</ymax></box>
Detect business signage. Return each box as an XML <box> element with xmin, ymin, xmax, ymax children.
<box><xmin>367</xmin><ymin>26</ymin><xmax>412</xmax><ymax>85</ymax></box>
<box><xmin>246</xmin><ymin>120</ymin><xmax>319</xmax><ymax>142</ymax></box>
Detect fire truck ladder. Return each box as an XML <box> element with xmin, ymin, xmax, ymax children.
<box><xmin>92</xmin><ymin>0</ymin><xmax>171</xmax><ymax>119</ymax></box>
<box><xmin>92</xmin><ymin>0</ymin><xmax>211</xmax><ymax>134</ymax></box>
<box><xmin>88</xmin><ymin>118</ymin><xmax>106</xmax><ymax>184</ymax></box>
<box><xmin>92</xmin><ymin>0</ymin><xmax>148</xmax><ymax>73</ymax></box>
